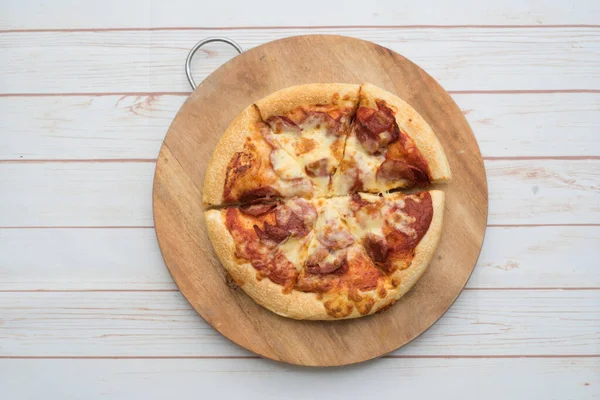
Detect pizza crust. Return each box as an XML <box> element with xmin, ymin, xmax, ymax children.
<box><xmin>255</xmin><ymin>83</ymin><xmax>360</xmax><ymax>120</ymax></box>
<box><xmin>360</xmin><ymin>83</ymin><xmax>452</xmax><ymax>182</ymax></box>
<box><xmin>202</xmin><ymin>104</ymin><xmax>262</xmax><ymax>206</ymax></box>
<box><xmin>205</xmin><ymin>209</ymin><xmax>293</xmax><ymax>317</ymax></box>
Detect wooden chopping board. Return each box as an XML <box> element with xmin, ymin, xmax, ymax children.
<box><xmin>153</xmin><ymin>35</ymin><xmax>488</xmax><ymax>367</ymax></box>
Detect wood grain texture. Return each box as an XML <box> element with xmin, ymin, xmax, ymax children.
<box><xmin>152</xmin><ymin>35</ymin><xmax>487</xmax><ymax>366</ymax></box>
<box><xmin>2</xmin><ymin>0</ymin><xmax>600</xmax><ymax>29</ymax></box>
<box><xmin>0</xmin><ymin>160</ymin><xmax>596</xmax><ymax>226</ymax></box>
<box><xmin>1</xmin><ymin>290</ymin><xmax>598</xmax><ymax>356</ymax></box>
<box><xmin>1</xmin><ymin>358</ymin><xmax>598</xmax><ymax>400</ymax></box>
<box><xmin>2</xmin><ymin>93</ymin><xmax>599</xmax><ymax>160</ymax></box>
<box><xmin>1</xmin><ymin>27</ymin><xmax>599</xmax><ymax>93</ymax></box>
<box><xmin>2</xmin><ymin>226</ymin><xmax>598</xmax><ymax>291</ymax></box>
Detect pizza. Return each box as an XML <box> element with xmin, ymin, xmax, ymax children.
<box><xmin>203</xmin><ymin>83</ymin><xmax>451</xmax><ymax>320</ymax></box>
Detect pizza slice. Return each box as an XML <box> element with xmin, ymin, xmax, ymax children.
<box><xmin>256</xmin><ymin>83</ymin><xmax>360</xmax><ymax>197</ymax></box>
<box><xmin>205</xmin><ymin>190</ymin><xmax>445</xmax><ymax>320</ymax></box>
<box><xmin>287</xmin><ymin>190</ymin><xmax>445</xmax><ymax>319</ymax></box>
<box><xmin>205</xmin><ymin>197</ymin><xmax>318</xmax><ymax>315</ymax></box>
<box><xmin>203</xmin><ymin>104</ymin><xmax>314</xmax><ymax>206</ymax></box>
<box><xmin>332</xmin><ymin>83</ymin><xmax>451</xmax><ymax>195</ymax></box>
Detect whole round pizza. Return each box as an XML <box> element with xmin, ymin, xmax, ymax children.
<box><xmin>204</xmin><ymin>83</ymin><xmax>451</xmax><ymax>320</ymax></box>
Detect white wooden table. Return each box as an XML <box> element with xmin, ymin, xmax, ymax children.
<box><xmin>1</xmin><ymin>1</ymin><xmax>599</xmax><ymax>398</ymax></box>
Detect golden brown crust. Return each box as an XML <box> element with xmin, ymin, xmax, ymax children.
<box><xmin>255</xmin><ymin>83</ymin><xmax>360</xmax><ymax>120</ymax></box>
<box><xmin>205</xmin><ymin>209</ymin><xmax>293</xmax><ymax>317</ymax></box>
<box><xmin>360</xmin><ymin>83</ymin><xmax>452</xmax><ymax>182</ymax></box>
<box><xmin>202</xmin><ymin>104</ymin><xmax>263</xmax><ymax>206</ymax></box>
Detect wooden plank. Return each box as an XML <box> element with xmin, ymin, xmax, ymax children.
<box><xmin>471</xmin><ymin>226</ymin><xmax>600</xmax><ymax>288</ymax></box>
<box><xmin>0</xmin><ymin>95</ymin><xmax>170</xmax><ymax>160</ymax></box>
<box><xmin>0</xmin><ymin>290</ymin><xmax>597</xmax><ymax>357</ymax></box>
<box><xmin>1</xmin><ymin>27</ymin><xmax>599</xmax><ymax>93</ymax></box>
<box><xmin>0</xmin><ymin>358</ymin><xmax>598</xmax><ymax>400</ymax></box>
<box><xmin>2</xmin><ymin>0</ymin><xmax>600</xmax><ymax>29</ymax></box>
<box><xmin>486</xmin><ymin>159</ymin><xmax>600</xmax><ymax>225</ymax></box>
<box><xmin>1</xmin><ymin>160</ymin><xmax>598</xmax><ymax>227</ymax></box>
<box><xmin>0</xmin><ymin>228</ymin><xmax>174</xmax><ymax>291</ymax></box>
<box><xmin>456</xmin><ymin>93</ymin><xmax>600</xmax><ymax>157</ymax></box>
<box><xmin>2</xmin><ymin>93</ymin><xmax>598</xmax><ymax>160</ymax></box>
<box><xmin>2</xmin><ymin>226</ymin><xmax>598</xmax><ymax>291</ymax></box>
<box><xmin>0</xmin><ymin>163</ymin><xmax>153</xmax><ymax>227</ymax></box>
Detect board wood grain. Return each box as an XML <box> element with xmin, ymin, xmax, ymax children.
<box><xmin>152</xmin><ymin>35</ymin><xmax>488</xmax><ymax>366</ymax></box>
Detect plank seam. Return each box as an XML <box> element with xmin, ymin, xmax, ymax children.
<box><xmin>1</xmin><ymin>224</ymin><xmax>599</xmax><ymax>229</ymax></box>
<box><xmin>1</xmin><ymin>89</ymin><xmax>598</xmax><ymax>97</ymax></box>
<box><xmin>1</xmin><ymin>287</ymin><xmax>598</xmax><ymax>293</ymax></box>
<box><xmin>1</xmin><ymin>355</ymin><xmax>598</xmax><ymax>359</ymax></box>
<box><xmin>2</xmin><ymin>156</ymin><xmax>599</xmax><ymax>164</ymax></box>
<box><xmin>1</xmin><ymin>24</ymin><xmax>599</xmax><ymax>34</ymax></box>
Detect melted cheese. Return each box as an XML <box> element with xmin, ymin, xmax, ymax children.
<box><xmin>270</xmin><ymin>125</ymin><xmax>341</xmax><ymax>196</ymax></box>
<box><xmin>270</xmin><ymin>148</ymin><xmax>305</xmax><ymax>180</ymax></box>
<box><xmin>331</xmin><ymin>134</ymin><xmax>412</xmax><ymax>195</ymax></box>
<box><xmin>273</xmin><ymin>177</ymin><xmax>313</xmax><ymax>198</ymax></box>
<box><xmin>278</xmin><ymin>232</ymin><xmax>312</xmax><ymax>269</ymax></box>
<box><xmin>342</xmin><ymin>194</ymin><xmax>386</xmax><ymax>240</ymax></box>
<box><xmin>388</xmin><ymin>210</ymin><xmax>417</xmax><ymax>237</ymax></box>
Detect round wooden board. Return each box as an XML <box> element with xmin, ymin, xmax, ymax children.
<box><xmin>153</xmin><ymin>35</ymin><xmax>488</xmax><ymax>367</ymax></box>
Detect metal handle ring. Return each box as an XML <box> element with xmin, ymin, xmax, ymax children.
<box><xmin>185</xmin><ymin>37</ymin><xmax>244</xmax><ymax>90</ymax></box>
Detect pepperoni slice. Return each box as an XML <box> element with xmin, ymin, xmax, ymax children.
<box><xmin>354</xmin><ymin>103</ymin><xmax>400</xmax><ymax>154</ymax></box>
<box><xmin>239</xmin><ymin>187</ymin><xmax>280</xmax><ymax>203</ymax></box>
<box><xmin>317</xmin><ymin>221</ymin><xmax>355</xmax><ymax>250</ymax></box>
<box><xmin>376</xmin><ymin>159</ymin><xmax>416</xmax><ymax>183</ymax></box>
<box><xmin>376</xmin><ymin>159</ymin><xmax>430</xmax><ymax>186</ymax></box>
<box><xmin>253</xmin><ymin>222</ymin><xmax>290</xmax><ymax>246</ymax></box>
<box><xmin>275</xmin><ymin>199</ymin><xmax>316</xmax><ymax>238</ymax></box>
<box><xmin>363</xmin><ymin>233</ymin><xmax>389</xmax><ymax>264</ymax></box>
<box><xmin>305</xmin><ymin>251</ymin><xmax>348</xmax><ymax>275</ymax></box>
<box><xmin>303</xmin><ymin>111</ymin><xmax>341</xmax><ymax>135</ymax></box>
<box><xmin>286</xmin><ymin>198</ymin><xmax>318</xmax><ymax>226</ymax></box>
<box><xmin>239</xmin><ymin>203</ymin><xmax>277</xmax><ymax>217</ymax></box>
<box><xmin>357</xmin><ymin>104</ymin><xmax>395</xmax><ymax>134</ymax></box>
<box><xmin>306</xmin><ymin>259</ymin><xmax>346</xmax><ymax>274</ymax></box>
